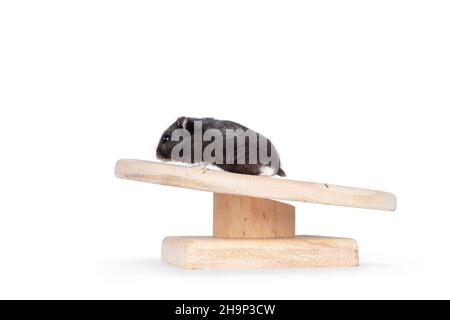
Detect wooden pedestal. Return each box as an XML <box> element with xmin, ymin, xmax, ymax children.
<box><xmin>161</xmin><ymin>193</ymin><xmax>359</xmax><ymax>269</ymax></box>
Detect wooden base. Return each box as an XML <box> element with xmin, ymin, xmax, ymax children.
<box><xmin>161</xmin><ymin>194</ymin><xmax>359</xmax><ymax>269</ymax></box>
<box><xmin>162</xmin><ymin>236</ymin><xmax>359</xmax><ymax>269</ymax></box>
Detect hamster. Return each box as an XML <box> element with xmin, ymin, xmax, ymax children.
<box><xmin>156</xmin><ymin>116</ymin><xmax>286</xmax><ymax>177</ymax></box>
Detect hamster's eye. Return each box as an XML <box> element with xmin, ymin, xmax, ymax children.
<box><xmin>161</xmin><ymin>134</ymin><xmax>171</xmax><ymax>143</ymax></box>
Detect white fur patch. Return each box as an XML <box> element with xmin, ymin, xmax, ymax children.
<box><xmin>205</xmin><ymin>163</ymin><xmax>223</xmax><ymax>171</ymax></box>
<box><xmin>259</xmin><ymin>166</ymin><xmax>275</xmax><ymax>176</ymax></box>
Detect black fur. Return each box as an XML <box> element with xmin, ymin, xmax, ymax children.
<box><xmin>156</xmin><ymin>117</ymin><xmax>286</xmax><ymax>177</ymax></box>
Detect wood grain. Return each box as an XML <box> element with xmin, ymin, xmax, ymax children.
<box><xmin>115</xmin><ymin>159</ymin><xmax>397</xmax><ymax>211</ymax></box>
<box><xmin>213</xmin><ymin>193</ymin><xmax>295</xmax><ymax>239</ymax></box>
<box><xmin>162</xmin><ymin>236</ymin><xmax>359</xmax><ymax>269</ymax></box>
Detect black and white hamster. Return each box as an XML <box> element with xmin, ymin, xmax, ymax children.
<box><xmin>156</xmin><ymin>117</ymin><xmax>285</xmax><ymax>177</ymax></box>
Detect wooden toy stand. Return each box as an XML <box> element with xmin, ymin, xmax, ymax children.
<box><xmin>115</xmin><ymin>159</ymin><xmax>396</xmax><ymax>269</ymax></box>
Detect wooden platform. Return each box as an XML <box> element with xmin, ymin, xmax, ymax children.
<box><xmin>162</xmin><ymin>236</ymin><xmax>359</xmax><ymax>269</ymax></box>
<box><xmin>115</xmin><ymin>159</ymin><xmax>395</xmax><ymax>269</ymax></box>
<box><xmin>115</xmin><ymin>159</ymin><xmax>396</xmax><ymax>211</ymax></box>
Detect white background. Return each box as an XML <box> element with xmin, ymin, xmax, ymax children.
<box><xmin>1</xmin><ymin>1</ymin><xmax>449</xmax><ymax>299</ymax></box>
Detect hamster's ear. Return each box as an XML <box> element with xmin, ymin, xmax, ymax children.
<box><xmin>176</xmin><ymin>116</ymin><xmax>187</xmax><ymax>128</ymax></box>
<box><xmin>176</xmin><ymin>116</ymin><xmax>194</xmax><ymax>131</ymax></box>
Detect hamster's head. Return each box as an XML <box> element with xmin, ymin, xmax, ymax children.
<box><xmin>156</xmin><ymin>116</ymin><xmax>193</xmax><ymax>161</ymax></box>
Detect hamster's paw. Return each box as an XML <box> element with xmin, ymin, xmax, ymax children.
<box><xmin>188</xmin><ymin>162</ymin><xmax>221</xmax><ymax>174</ymax></box>
<box><xmin>202</xmin><ymin>163</ymin><xmax>223</xmax><ymax>174</ymax></box>
<box><xmin>259</xmin><ymin>166</ymin><xmax>276</xmax><ymax>176</ymax></box>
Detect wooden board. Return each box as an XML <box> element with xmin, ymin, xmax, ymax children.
<box><xmin>162</xmin><ymin>236</ymin><xmax>359</xmax><ymax>269</ymax></box>
<box><xmin>115</xmin><ymin>159</ymin><xmax>396</xmax><ymax>211</ymax></box>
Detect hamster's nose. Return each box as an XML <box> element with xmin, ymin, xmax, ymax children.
<box><xmin>156</xmin><ymin>147</ymin><xmax>163</xmax><ymax>158</ymax></box>
<box><xmin>156</xmin><ymin>147</ymin><xmax>168</xmax><ymax>161</ymax></box>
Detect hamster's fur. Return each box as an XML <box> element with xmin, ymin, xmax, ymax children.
<box><xmin>156</xmin><ymin>117</ymin><xmax>286</xmax><ymax>177</ymax></box>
